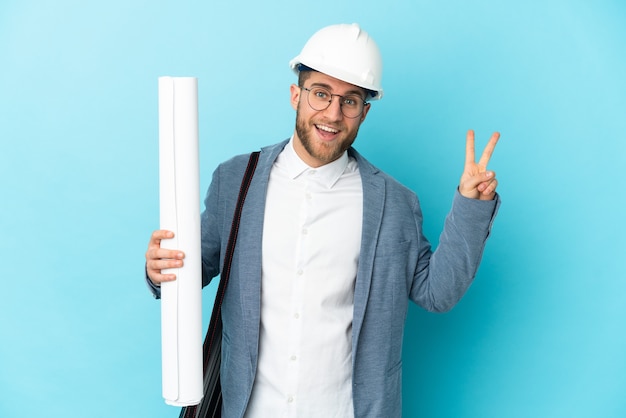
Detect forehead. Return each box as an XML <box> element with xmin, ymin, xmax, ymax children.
<box><xmin>305</xmin><ymin>71</ymin><xmax>366</xmax><ymax>97</ymax></box>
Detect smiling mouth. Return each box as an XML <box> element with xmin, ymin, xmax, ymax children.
<box><xmin>315</xmin><ymin>124</ymin><xmax>339</xmax><ymax>136</ymax></box>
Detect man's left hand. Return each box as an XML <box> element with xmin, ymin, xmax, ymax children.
<box><xmin>459</xmin><ymin>130</ymin><xmax>500</xmax><ymax>200</ymax></box>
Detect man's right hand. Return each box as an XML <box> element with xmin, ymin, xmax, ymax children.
<box><xmin>145</xmin><ymin>230</ymin><xmax>185</xmax><ymax>286</ymax></box>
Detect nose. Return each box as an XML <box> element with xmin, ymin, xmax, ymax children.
<box><xmin>323</xmin><ymin>95</ymin><xmax>344</xmax><ymax>120</ymax></box>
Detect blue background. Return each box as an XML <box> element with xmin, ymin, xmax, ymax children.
<box><xmin>2</xmin><ymin>0</ymin><xmax>625</xmax><ymax>417</ymax></box>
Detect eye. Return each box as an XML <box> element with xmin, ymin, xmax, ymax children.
<box><xmin>313</xmin><ymin>88</ymin><xmax>329</xmax><ymax>99</ymax></box>
<box><xmin>343</xmin><ymin>96</ymin><xmax>360</xmax><ymax>107</ymax></box>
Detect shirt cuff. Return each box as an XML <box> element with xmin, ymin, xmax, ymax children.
<box><xmin>145</xmin><ymin>265</ymin><xmax>161</xmax><ymax>299</ymax></box>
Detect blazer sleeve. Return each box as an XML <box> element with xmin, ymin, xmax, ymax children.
<box><xmin>200</xmin><ymin>164</ymin><xmax>224</xmax><ymax>288</ymax></box>
<box><xmin>409</xmin><ymin>189</ymin><xmax>500</xmax><ymax>312</ymax></box>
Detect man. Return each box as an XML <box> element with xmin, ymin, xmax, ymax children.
<box><xmin>146</xmin><ymin>23</ymin><xmax>500</xmax><ymax>418</ymax></box>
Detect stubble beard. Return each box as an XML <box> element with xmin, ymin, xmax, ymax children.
<box><xmin>294</xmin><ymin>109</ymin><xmax>360</xmax><ymax>166</ymax></box>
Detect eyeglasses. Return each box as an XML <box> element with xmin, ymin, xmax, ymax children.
<box><xmin>300</xmin><ymin>86</ymin><xmax>368</xmax><ymax>119</ymax></box>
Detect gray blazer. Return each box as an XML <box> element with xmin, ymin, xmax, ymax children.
<box><xmin>155</xmin><ymin>139</ymin><xmax>500</xmax><ymax>417</ymax></box>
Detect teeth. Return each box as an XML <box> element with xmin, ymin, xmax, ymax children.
<box><xmin>316</xmin><ymin>124</ymin><xmax>338</xmax><ymax>133</ymax></box>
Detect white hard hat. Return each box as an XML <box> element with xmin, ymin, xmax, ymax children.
<box><xmin>289</xmin><ymin>23</ymin><xmax>384</xmax><ymax>100</ymax></box>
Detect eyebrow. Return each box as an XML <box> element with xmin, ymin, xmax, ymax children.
<box><xmin>308</xmin><ymin>82</ymin><xmax>367</xmax><ymax>99</ymax></box>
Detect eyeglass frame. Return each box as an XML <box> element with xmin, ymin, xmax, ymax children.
<box><xmin>299</xmin><ymin>86</ymin><xmax>369</xmax><ymax>119</ymax></box>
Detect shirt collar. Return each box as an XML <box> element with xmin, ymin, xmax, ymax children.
<box><xmin>281</xmin><ymin>137</ymin><xmax>350</xmax><ymax>189</ymax></box>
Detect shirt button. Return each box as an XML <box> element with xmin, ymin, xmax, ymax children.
<box><xmin>297</xmin><ymin>269</ymin><xmax>303</xmax><ymax>276</ymax></box>
<box><xmin>294</xmin><ymin>313</ymin><xmax>300</xmax><ymax>319</ymax></box>
<box><xmin>290</xmin><ymin>355</ymin><xmax>297</xmax><ymax>361</ymax></box>
<box><xmin>287</xmin><ymin>395</ymin><xmax>294</xmax><ymax>403</ymax></box>
<box><xmin>302</xmin><ymin>228</ymin><xmax>308</xmax><ymax>235</ymax></box>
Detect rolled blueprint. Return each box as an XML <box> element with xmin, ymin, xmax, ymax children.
<box><xmin>158</xmin><ymin>76</ymin><xmax>203</xmax><ymax>406</ymax></box>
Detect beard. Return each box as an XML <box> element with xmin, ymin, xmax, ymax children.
<box><xmin>294</xmin><ymin>108</ymin><xmax>361</xmax><ymax>166</ymax></box>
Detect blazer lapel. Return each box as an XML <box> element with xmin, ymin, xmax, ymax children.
<box><xmin>236</xmin><ymin>141</ymin><xmax>289</xmax><ymax>370</ymax></box>
<box><xmin>350</xmin><ymin>148</ymin><xmax>385</xmax><ymax>359</ymax></box>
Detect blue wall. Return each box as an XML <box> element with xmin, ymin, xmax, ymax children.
<box><xmin>2</xmin><ymin>1</ymin><xmax>625</xmax><ymax>417</ymax></box>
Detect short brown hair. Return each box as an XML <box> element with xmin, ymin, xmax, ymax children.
<box><xmin>298</xmin><ymin>69</ymin><xmax>315</xmax><ymax>87</ymax></box>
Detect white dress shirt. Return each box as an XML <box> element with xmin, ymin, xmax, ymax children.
<box><xmin>244</xmin><ymin>139</ymin><xmax>363</xmax><ymax>418</ymax></box>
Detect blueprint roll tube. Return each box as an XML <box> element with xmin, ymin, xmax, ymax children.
<box><xmin>158</xmin><ymin>76</ymin><xmax>203</xmax><ymax>406</ymax></box>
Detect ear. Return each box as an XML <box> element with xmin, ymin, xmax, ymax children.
<box><xmin>290</xmin><ymin>84</ymin><xmax>301</xmax><ymax>111</ymax></box>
